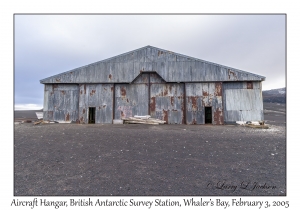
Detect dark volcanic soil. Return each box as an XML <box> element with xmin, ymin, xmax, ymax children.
<box><xmin>14</xmin><ymin>121</ymin><xmax>286</xmax><ymax>196</ymax></box>
<box><xmin>263</xmin><ymin>102</ymin><xmax>286</xmax><ymax>126</ymax></box>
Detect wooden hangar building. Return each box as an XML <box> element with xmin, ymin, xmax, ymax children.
<box><xmin>40</xmin><ymin>46</ymin><xmax>265</xmax><ymax>125</ymax></box>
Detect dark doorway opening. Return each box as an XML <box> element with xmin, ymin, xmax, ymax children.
<box><xmin>88</xmin><ymin>107</ymin><xmax>96</xmax><ymax>124</ymax></box>
<box><xmin>205</xmin><ymin>107</ymin><xmax>212</xmax><ymax>124</ymax></box>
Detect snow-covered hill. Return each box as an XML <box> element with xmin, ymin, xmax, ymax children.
<box><xmin>262</xmin><ymin>87</ymin><xmax>286</xmax><ymax>103</ymax></box>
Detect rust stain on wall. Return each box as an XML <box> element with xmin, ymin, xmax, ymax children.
<box><xmin>213</xmin><ymin>108</ymin><xmax>224</xmax><ymax>125</ymax></box>
<box><xmin>84</xmin><ymin>84</ymin><xmax>86</xmax><ymax>94</ymax></box>
<box><xmin>163</xmin><ymin>109</ymin><xmax>168</xmax><ymax>123</ymax></box>
<box><xmin>203</xmin><ymin>91</ymin><xmax>209</xmax><ymax>96</ymax></box>
<box><xmin>121</xmin><ymin>87</ymin><xmax>126</xmax><ymax>97</ymax></box>
<box><xmin>228</xmin><ymin>69</ymin><xmax>237</xmax><ymax>80</ymax></box>
<box><xmin>65</xmin><ymin>113</ymin><xmax>70</xmax><ymax>121</ymax></box>
<box><xmin>121</xmin><ymin>111</ymin><xmax>125</xmax><ymax>118</ymax></box>
<box><xmin>215</xmin><ymin>82</ymin><xmax>222</xmax><ymax>96</ymax></box>
<box><xmin>192</xmin><ymin>118</ymin><xmax>197</xmax><ymax>125</ymax></box>
<box><xmin>158</xmin><ymin>51</ymin><xmax>164</xmax><ymax>56</ymax></box>
<box><xmin>61</xmin><ymin>90</ymin><xmax>65</xmax><ymax>95</ymax></box>
<box><xmin>170</xmin><ymin>96</ymin><xmax>174</xmax><ymax>106</ymax></box>
<box><xmin>247</xmin><ymin>81</ymin><xmax>253</xmax><ymax>89</ymax></box>
<box><xmin>163</xmin><ymin>88</ymin><xmax>168</xmax><ymax>96</ymax></box>
<box><xmin>188</xmin><ymin>96</ymin><xmax>198</xmax><ymax>111</ymax></box>
<box><xmin>53</xmin><ymin>84</ymin><xmax>58</xmax><ymax>89</ymax></box>
<box><xmin>83</xmin><ymin>108</ymin><xmax>85</xmax><ymax>114</ymax></box>
<box><xmin>90</xmin><ymin>89</ymin><xmax>96</xmax><ymax>96</ymax></box>
<box><xmin>150</xmin><ymin>97</ymin><xmax>156</xmax><ymax>112</ymax></box>
<box><xmin>181</xmin><ymin>97</ymin><xmax>185</xmax><ymax>124</ymax></box>
<box><xmin>111</xmin><ymin>86</ymin><xmax>114</xmax><ymax>92</ymax></box>
<box><xmin>109</xmin><ymin>74</ymin><xmax>112</xmax><ymax>80</ymax></box>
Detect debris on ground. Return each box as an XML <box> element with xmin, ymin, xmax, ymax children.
<box><xmin>113</xmin><ymin>119</ymin><xmax>123</xmax><ymax>124</ymax></box>
<box><xmin>245</xmin><ymin>124</ymin><xmax>269</xmax><ymax>129</ymax></box>
<box><xmin>236</xmin><ymin>120</ymin><xmax>269</xmax><ymax>129</ymax></box>
<box><xmin>122</xmin><ymin>115</ymin><xmax>166</xmax><ymax>125</ymax></box>
<box><xmin>33</xmin><ymin>120</ymin><xmax>59</xmax><ymax>125</ymax></box>
<box><xmin>35</xmin><ymin>112</ymin><xmax>43</xmax><ymax>119</ymax></box>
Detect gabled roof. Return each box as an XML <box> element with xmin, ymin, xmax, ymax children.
<box><xmin>40</xmin><ymin>45</ymin><xmax>265</xmax><ymax>84</ymax></box>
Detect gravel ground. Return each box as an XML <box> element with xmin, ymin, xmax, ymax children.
<box><xmin>14</xmin><ymin>119</ymin><xmax>286</xmax><ymax>196</ymax></box>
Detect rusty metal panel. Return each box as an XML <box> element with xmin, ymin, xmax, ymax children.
<box><xmin>150</xmin><ymin>84</ymin><xmax>184</xmax><ymax>124</ymax></box>
<box><xmin>115</xmin><ymin>84</ymin><xmax>149</xmax><ymax>119</ymax></box>
<box><xmin>247</xmin><ymin>81</ymin><xmax>253</xmax><ymax>89</ymax></box>
<box><xmin>95</xmin><ymin>84</ymin><xmax>114</xmax><ymax>123</ymax></box>
<box><xmin>79</xmin><ymin>84</ymin><xmax>87</xmax><ymax>123</ymax></box>
<box><xmin>156</xmin><ymin>51</ymin><xmax>177</xmax><ymax>62</ymax></box>
<box><xmin>186</xmin><ymin>83</ymin><xmax>223</xmax><ymax>125</ymax></box>
<box><xmin>78</xmin><ymin>84</ymin><xmax>113</xmax><ymax>124</ymax></box>
<box><xmin>43</xmin><ymin>84</ymin><xmax>79</xmax><ymax>122</ymax></box>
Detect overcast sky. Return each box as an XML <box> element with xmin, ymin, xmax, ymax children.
<box><xmin>14</xmin><ymin>14</ymin><xmax>285</xmax><ymax>110</ymax></box>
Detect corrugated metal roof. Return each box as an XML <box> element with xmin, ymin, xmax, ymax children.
<box><xmin>40</xmin><ymin>45</ymin><xmax>266</xmax><ymax>84</ymax></box>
